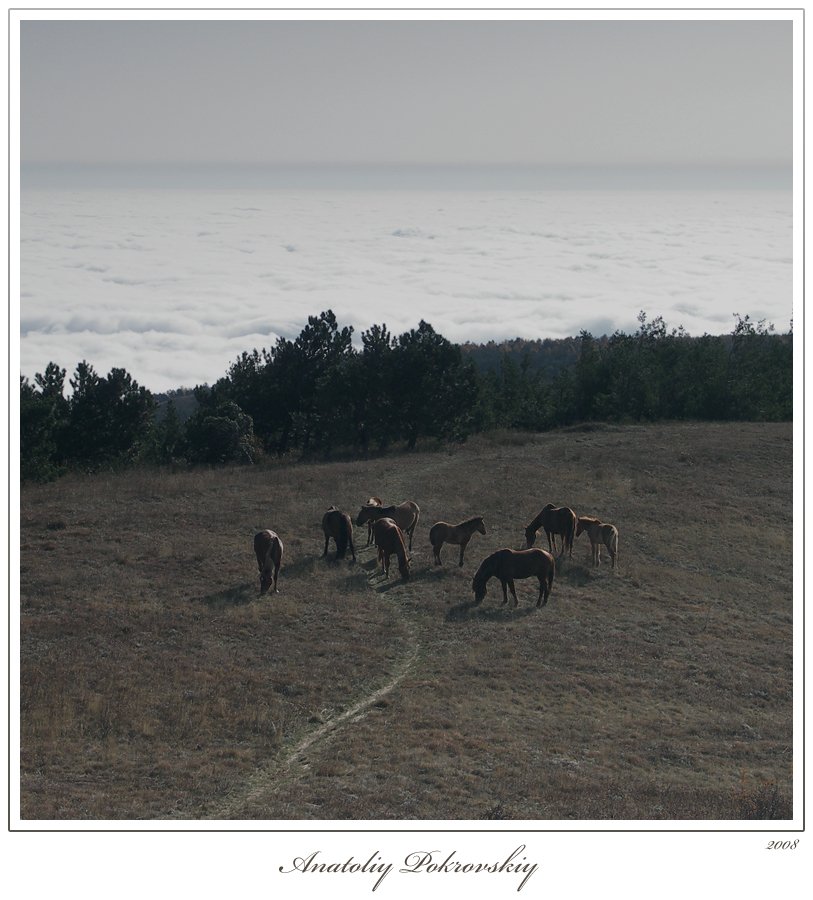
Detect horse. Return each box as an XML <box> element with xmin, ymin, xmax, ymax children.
<box><xmin>254</xmin><ymin>529</ymin><xmax>283</xmax><ymax>595</ymax></box>
<box><xmin>472</xmin><ymin>547</ymin><xmax>555</xmax><ymax>608</ymax></box>
<box><xmin>363</xmin><ymin>496</ymin><xmax>383</xmax><ymax>546</ymax></box>
<box><xmin>429</xmin><ymin>515</ymin><xmax>486</xmax><ymax>567</ymax></box>
<box><xmin>357</xmin><ymin>500</ymin><xmax>420</xmax><ymax>550</ymax></box>
<box><xmin>373</xmin><ymin>517</ymin><xmax>410</xmax><ymax>580</ymax></box>
<box><xmin>525</xmin><ymin>504</ymin><xmax>577</xmax><ymax>558</ymax></box>
<box><xmin>321</xmin><ymin>506</ymin><xmax>356</xmax><ymax>561</ymax></box>
<box><xmin>576</xmin><ymin>516</ymin><xmax>619</xmax><ymax>569</ymax></box>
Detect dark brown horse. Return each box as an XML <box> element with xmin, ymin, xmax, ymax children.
<box><xmin>254</xmin><ymin>529</ymin><xmax>283</xmax><ymax>595</ymax></box>
<box><xmin>357</xmin><ymin>500</ymin><xmax>420</xmax><ymax>550</ymax></box>
<box><xmin>429</xmin><ymin>515</ymin><xmax>486</xmax><ymax>567</ymax></box>
<box><xmin>363</xmin><ymin>496</ymin><xmax>383</xmax><ymax>546</ymax></box>
<box><xmin>373</xmin><ymin>517</ymin><xmax>410</xmax><ymax>580</ymax></box>
<box><xmin>472</xmin><ymin>547</ymin><xmax>555</xmax><ymax>607</ymax></box>
<box><xmin>321</xmin><ymin>506</ymin><xmax>356</xmax><ymax>561</ymax></box>
<box><xmin>576</xmin><ymin>516</ymin><xmax>619</xmax><ymax>569</ymax></box>
<box><xmin>525</xmin><ymin>504</ymin><xmax>577</xmax><ymax>558</ymax></box>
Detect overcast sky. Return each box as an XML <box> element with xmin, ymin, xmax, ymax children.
<box><xmin>21</xmin><ymin>19</ymin><xmax>792</xmax><ymax>168</ymax></box>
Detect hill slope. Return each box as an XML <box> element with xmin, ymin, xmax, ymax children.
<box><xmin>19</xmin><ymin>422</ymin><xmax>793</xmax><ymax>820</ymax></box>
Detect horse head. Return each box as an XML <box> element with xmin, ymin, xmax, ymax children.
<box><xmin>524</xmin><ymin>525</ymin><xmax>537</xmax><ymax>549</ymax></box>
<box><xmin>471</xmin><ymin>571</ymin><xmax>487</xmax><ymax>603</ymax></box>
<box><xmin>476</xmin><ymin>517</ymin><xmax>486</xmax><ymax>535</ymax></box>
<box><xmin>259</xmin><ymin>569</ymin><xmax>274</xmax><ymax>595</ymax></box>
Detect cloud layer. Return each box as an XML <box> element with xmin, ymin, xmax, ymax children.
<box><xmin>20</xmin><ymin>187</ymin><xmax>792</xmax><ymax>393</ymax></box>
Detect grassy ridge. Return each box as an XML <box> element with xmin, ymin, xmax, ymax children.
<box><xmin>19</xmin><ymin>422</ymin><xmax>793</xmax><ymax>819</ymax></box>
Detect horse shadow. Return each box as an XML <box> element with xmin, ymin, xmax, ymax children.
<box><xmin>445</xmin><ymin>600</ymin><xmax>539</xmax><ymax>623</ymax></box>
<box><xmin>562</xmin><ymin>563</ymin><xmax>592</xmax><ymax>588</ymax></box>
<box><xmin>196</xmin><ymin>582</ymin><xmax>258</xmax><ymax>609</ymax></box>
<box><xmin>374</xmin><ymin>578</ymin><xmax>406</xmax><ymax>594</ymax></box>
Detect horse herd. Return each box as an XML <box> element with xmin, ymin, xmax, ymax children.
<box><xmin>254</xmin><ymin>497</ymin><xmax>619</xmax><ymax>609</ymax></box>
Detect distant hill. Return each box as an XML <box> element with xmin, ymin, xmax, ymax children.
<box><xmin>154</xmin><ymin>388</ymin><xmax>199</xmax><ymax>422</ymax></box>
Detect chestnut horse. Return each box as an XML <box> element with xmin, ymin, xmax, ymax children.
<box><xmin>254</xmin><ymin>529</ymin><xmax>283</xmax><ymax>595</ymax></box>
<box><xmin>321</xmin><ymin>506</ymin><xmax>356</xmax><ymax>561</ymax></box>
<box><xmin>357</xmin><ymin>500</ymin><xmax>420</xmax><ymax>550</ymax></box>
<box><xmin>429</xmin><ymin>515</ymin><xmax>486</xmax><ymax>567</ymax></box>
<box><xmin>373</xmin><ymin>517</ymin><xmax>410</xmax><ymax>580</ymax></box>
<box><xmin>472</xmin><ymin>547</ymin><xmax>555</xmax><ymax>608</ymax></box>
<box><xmin>576</xmin><ymin>516</ymin><xmax>619</xmax><ymax>569</ymax></box>
<box><xmin>525</xmin><ymin>504</ymin><xmax>577</xmax><ymax>558</ymax></box>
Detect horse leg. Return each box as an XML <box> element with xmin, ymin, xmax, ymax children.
<box><xmin>348</xmin><ymin>533</ymin><xmax>356</xmax><ymax>561</ymax></box>
<box><xmin>508</xmin><ymin>579</ymin><xmax>518</xmax><ymax>607</ymax></box>
<box><xmin>458</xmin><ymin>539</ymin><xmax>468</xmax><ymax>568</ymax></box>
<box><xmin>323</xmin><ymin>535</ymin><xmax>330</xmax><ymax>557</ymax></box>
<box><xmin>500</xmin><ymin>579</ymin><xmax>509</xmax><ymax>605</ymax></box>
<box><xmin>536</xmin><ymin>575</ymin><xmax>547</xmax><ymax>607</ymax></box>
<box><xmin>433</xmin><ymin>541</ymin><xmax>442</xmax><ymax>565</ymax></box>
<box><xmin>273</xmin><ymin>560</ymin><xmax>280</xmax><ymax>593</ymax></box>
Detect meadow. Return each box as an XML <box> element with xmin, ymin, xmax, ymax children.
<box><xmin>19</xmin><ymin>421</ymin><xmax>793</xmax><ymax>820</ymax></box>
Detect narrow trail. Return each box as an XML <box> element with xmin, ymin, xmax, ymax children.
<box><xmin>207</xmin><ymin>547</ymin><xmax>421</xmax><ymax>820</ymax></box>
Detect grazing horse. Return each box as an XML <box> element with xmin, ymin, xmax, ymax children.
<box><xmin>576</xmin><ymin>516</ymin><xmax>619</xmax><ymax>569</ymax></box>
<box><xmin>429</xmin><ymin>515</ymin><xmax>486</xmax><ymax>567</ymax></box>
<box><xmin>363</xmin><ymin>496</ymin><xmax>383</xmax><ymax>546</ymax></box>
<box><xmin>472</xmin><ymin>548</ymin><xmax>555</xmax><ymax>608</ymax></box>
<box><xmin>357</xmin><ymin>500</ymin><xmax>420</xmax><ymax>550</ymax></box>
<box><xmin>525</xmin><ymin>504</ymin><xmax>577</xmax><ymax>558</ymax></box>
<box><xmin>373</xmin><ymin>517</ymin><xmax>410</xmax><ymax>580</ymax></box>
<box><xmin>321</xmin><ymin>506</ymin><xmax>356</xmax><ymax>561</ymax></box>
<box><xmin>254</xmin><ymin>529</ymin><xmax>283</xmax><ymax>595</ymax></box>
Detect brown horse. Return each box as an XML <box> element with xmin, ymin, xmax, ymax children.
<box><xmin>363</xmin><ymin>496</ymin><xmax>383</xmax><ymax>546</ymax></box>
<box><xmin>525</xmin><ymin>504</ymin><xmax>577</xmax><ymax>558</ymax></box>
<box><xmin>429</xmin><ymin>515</ymin><xmax>486</xmax><ymax>567</ymax></box>
<box><xmin>357</xmin><ymin>500</ymin><xmax>420</xmax><ymax>550</ymax></box>
<box><xmin>576</xmin><ymin>516</ymin><xmax>619</xmax><ymax>569</ymax></box>
<box><xmin>321</xmin><ymin>506</ymin><xmax>356</xmax><ymax>561</ymax></box>
<box><xmin>472</xmin><ymin>547</ymin><xmax>555</xmax><ymax>607</ymax></box>
<box><xmin>254</xmin><ymin>529</ymin><xmax>283</xmax><ymax>595</ymax></box>
<box><xmin>373</xmin><ymin>517</ymin><xmax>410</xmax><ymax>580</ymax></box>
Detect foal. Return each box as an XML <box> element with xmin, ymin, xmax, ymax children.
<box><xmin>429</xmin><ymin>515</ymin><xmax>486</xmax><ymax>567</ymax></box>
<box><xmin>576</xmin><ymin>516</ymin><xmax>619</xmax><ymax>569</ymax></box>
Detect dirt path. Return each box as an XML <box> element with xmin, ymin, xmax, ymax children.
<box><xmin>207</xmin><ymin>550</ymin><xmax>420</xmax><ymax>820</ymax></box>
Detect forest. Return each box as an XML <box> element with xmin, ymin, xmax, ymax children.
<box><xmin>19</xmin><ymin>309</ymin><xmax>792</xmax><ymax>482</ymax></box>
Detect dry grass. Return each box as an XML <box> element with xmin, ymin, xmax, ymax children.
<box><xmin>19</xmin><ymin>422</ymin><xmax>793</xmax><ymax>820</ymax></box>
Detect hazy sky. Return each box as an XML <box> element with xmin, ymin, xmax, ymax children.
<box><xmin>21</xmin><ymin>20</ymin><xmax>792</xmax><ymax>168</ymax></box>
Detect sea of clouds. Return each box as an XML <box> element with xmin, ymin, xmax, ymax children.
<box><xmin>20</xmin><ymin>187</ymin><xmax>792</xmax><ymax>393</ymax></box>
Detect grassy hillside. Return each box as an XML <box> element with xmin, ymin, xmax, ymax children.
<box><xmin>19</xmin><ymin>422</ymin><xmax>793</xmax><ymax>820</ymax></box>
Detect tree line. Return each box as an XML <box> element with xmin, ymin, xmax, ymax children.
<box><xmin>20</xmin><ymin>309</ymin><xmax>792</xmax><ymax>482</ymax></box>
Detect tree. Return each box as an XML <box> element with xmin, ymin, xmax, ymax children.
<box><xmin>20</xmin><ymin>368</ymin><xmax>67</xmax><ymax>481</ymax></box>
<box><xmin>61</xmin><ymin>362</ymin><xmax>155</xmax><ymax>468</ymax></box>
<box><xmin>390</xmin><ymin>321</ymin><xmax>478</xmax><ymax>448</ymax></box>
<box><xmin>185</xmin><ymin>400</ymin><xmax>260</xmax><ymax>465</ymax></box>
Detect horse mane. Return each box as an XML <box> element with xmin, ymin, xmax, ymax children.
<box><xmin>460</xmin><ymin>515</ymin><xmax>484</xmax><ymax>527</ymax></box>
<box><xmin>527</xmin><ymin>507</ymin><xmax>550</xmax><ymax>532</ymax></box>
<box><xmin>472</xmin><ymin>551</ymin><xmax>497</xmax><ymax>587</ymax></box>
